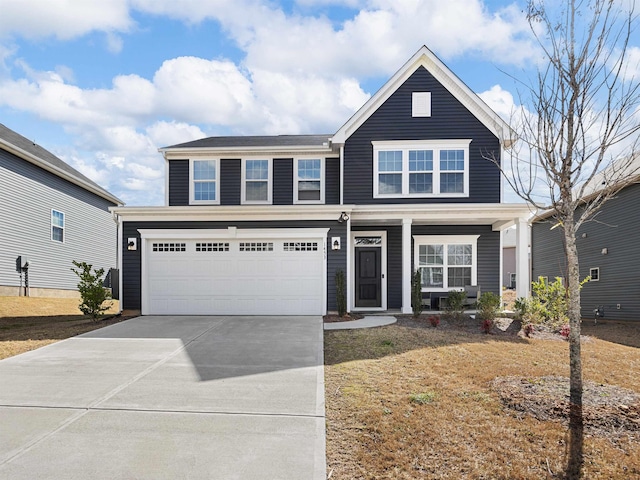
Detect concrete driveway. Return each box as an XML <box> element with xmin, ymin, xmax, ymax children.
<box><xmin>0</xmin><ymin>316</ymin><xmax>326</xmax><ymax>479</ymax></box>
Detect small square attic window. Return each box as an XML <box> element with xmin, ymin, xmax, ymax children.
<box><xmin>412</xmin><ymin>92</ymin><xmax>431</xmax><ymax>117</ymax></box>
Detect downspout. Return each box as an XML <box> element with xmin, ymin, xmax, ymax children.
<box><xmin>112</xmin><ymin>211</ymin><xmax>123</xmax><ymax>314</ymax></box>
<box><xmin>339</xmin><ymin>145</ymin><xmax>344</xmax><ymax>205</ymax></box>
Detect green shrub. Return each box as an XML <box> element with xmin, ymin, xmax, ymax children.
<box><xmin>335</xmin><ymin>269</ymin><xmax>347</xmax><ymax>317</ymax></box>
<box><xmin>476</xmin><ymin>291</ymin><xmax>501</xmax><ymax>322</ymax></box>
<box><xmin>71</xmin><ymin>261</ymin><xmax>112</xmax><ymax>320</ymax></box>
<box><xmin>444</xmin><ymin>289</ymin><xmax>466</xmax><ymax>321</ymax></box>
<box><xmin>411</xmin><ymin>269</ymin><xmax>423</xmax><ymax>318</ymax></box>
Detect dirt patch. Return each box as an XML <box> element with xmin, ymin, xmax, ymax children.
<box><xmin>492</xmin><ymin>376</ymin><xmax>640</xmax><ymax>440</ymax></box>
<box><xmin>323</xmin><ymin>313</ymin><xmax>365</xmax><ymax>323</ymax></box>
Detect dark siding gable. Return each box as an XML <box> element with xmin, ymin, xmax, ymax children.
<box><xmin>343</xmin><ymin>66</ymin><xmax>501</xmax><ymax>204</ymax></box>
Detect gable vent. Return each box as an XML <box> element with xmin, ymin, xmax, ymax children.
<box><xmin>412</xmin><ymin>92</ymin><xmax>431</xmax><ymax>117</ymax></box>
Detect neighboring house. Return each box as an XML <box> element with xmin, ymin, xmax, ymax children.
<box><xmin>0</xmin><ymin>123</ymin><xmax>123</xmax><ymax>298</ymax></box>
<box><xmin>111</xmin><ymin>46</ymin><xmax>530</xmax><ymax>316</ymax></box>
<box><xmin>532</xmin><ymin>180</ymin><xmax>640</xmax><ymax>322</ymax></box>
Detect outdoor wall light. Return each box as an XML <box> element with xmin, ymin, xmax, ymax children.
<box><xmin>332</xmin><ymin>237</ymin><xmax>341</xmax><ymax>250</ymax></box>
<box><xmin>338</xmin><ymin>212</ymin><xmax>350</xmax><ymax>223</ymax></box>
<box><xmin>601</xmin><ymin>248</ymin><xmax>608</xmax><ymax>255</ymax></box>
<box><xmin>128</xmin><ymin>238</ymin><xmax>137</xmax><ymax>251</ymax></box>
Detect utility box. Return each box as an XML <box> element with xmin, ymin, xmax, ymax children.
<box><xmin>16</xmin><ymin>256</ymin><xmax>29</xmax><ymax>271</ymax></box>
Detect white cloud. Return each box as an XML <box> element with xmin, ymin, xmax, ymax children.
<box><xmin>0</xmin><ymin>0</ymin><xmax>133</xmax><ymax>40</ymax></box>
<box><xmin>146</xmin><ymin>121</ymin><xmax>206</xmax><ymax>148</ymax></box>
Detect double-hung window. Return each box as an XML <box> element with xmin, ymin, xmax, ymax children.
<box><xmin>373</xmin><ymin>140</ymin><xmax>470</xmax><ymax>198</ymax></box>
<box><xmin>413</xmin><ymin>235</ymin><xmax>479</xmax><ymax>290</ymax></box>
<box><xmin>190</xmin><ymin>159</ymin><xmax>219</xmax><ymax>204</ymax></box>
<box><xmin>294</xmin><ymin>158</ymin><xmax>324</xmax><ymax>203</ymax></box>
<box><xmin>51</xmin><ymin>209</ymin><xmax>64</xmax><ymax>242</ymax></box>
<box><xmin>242</xmin><ymin>159</ymin><xmax>272</xmax><ymax>204</ymax></box>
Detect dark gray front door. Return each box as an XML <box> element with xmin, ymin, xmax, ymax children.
<box><xmin>355</xmin><ymin>247</ymin><xmax>381</xmax><ymax>308</ymax></box>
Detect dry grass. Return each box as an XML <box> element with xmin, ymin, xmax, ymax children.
<box><xmin>0</xmin><ymin>296</ymin><xmax>126</xmax><ymax>360</ymax></box>
<box><xmin>324</xmin><ymin>317</ymin><xmax>640</xmax><ymax>479</ymax></box>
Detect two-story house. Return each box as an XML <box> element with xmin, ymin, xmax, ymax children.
<box><xmin>111</xmin><ymin>46</ymin><xmax>530</xmax><ymax>316</ymax></box>
<box><xmin>0</xmin><ymin>123</ymin><xmax>123</xmax><ymax>298</ymax></box>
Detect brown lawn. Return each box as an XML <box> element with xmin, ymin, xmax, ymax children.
<box><xmin>324</xmin><ymin>316</ymin><xmax>640</xmax><ymax>479</ymax></box>
<box><xmin>0</xmin><ymin>296</ymin><xmax>128</xmax><ymax>360</ymax></box>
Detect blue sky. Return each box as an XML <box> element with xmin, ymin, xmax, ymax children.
<box><xmin>0</xmin><ymin>0</ymin><xmax>637</xmax><ymax>205</ymax></box>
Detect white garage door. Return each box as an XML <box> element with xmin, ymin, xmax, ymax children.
<box><xmin>142</xmin><ymin>233</ymin><xmax>326</xmax><ymax>315</ymax></box>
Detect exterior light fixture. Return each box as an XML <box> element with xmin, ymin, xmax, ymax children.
<box><xmin>338</xmin><ymin>212</ymin><xmax>349</xmax><ymax>223</ymax></box>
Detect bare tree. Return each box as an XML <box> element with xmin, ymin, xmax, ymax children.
<box><xmin>496</xmin><ymin>0</ymin><xmax>640</xmax><ymax>476</ymax></box>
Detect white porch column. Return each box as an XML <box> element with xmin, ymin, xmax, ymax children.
<box><xmin>401</xmin><ymin>218</ymin><xmax>413</xmax><ymax>314</ymax></box>
<box><xmin>515</xmin><ymin>218</ymin><xmax>530</xmax><ymax>298</ymax></box>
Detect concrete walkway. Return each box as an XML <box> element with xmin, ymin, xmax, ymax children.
<box><xmin>324</xmin><ymin>316</ymin><xmax>397</xmax><ymax>330</ymax></box>
<box><xmin>0</xmin><ymin>316</ymin><xmax>325</xmax><ymax>480</ymax></box>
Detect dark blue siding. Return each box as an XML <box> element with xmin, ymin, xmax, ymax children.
<box><xmin>273</xmin><ymin>158</ymin><xmax>293</xmax><ymax>205</ymax></box>
<box><xmin>168</xmin><ymin>160</ymin><xmax>188</xmax><ymax>206</ymax></box>
<box><xmin>122</xmin><ymin>220</ymin><xmax>346</xmax><ymax>311</ymax></box>
<box><xmin>343</xmin><ymin>66</ymin><xmax>501</xmax><ymax>205</ymax></box>
<box><xmin>532</xmin><ymin>183</ymin><xmax>640</xmax><ymax>321</ymax></box>
<box><xmin>220</xmin><ymin>159</ymin><xmax>241</xmax><ymax>205</ymax></box>
<box><xmin>325</xmin><ymin>157</ymin><xmax>340</xmax><ymax>205</ymax></box>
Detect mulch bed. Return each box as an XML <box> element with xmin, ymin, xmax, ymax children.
<box><xmin>492</xmin><ymin>375</ymin><xmax>640</xmax><ymax>440</ymax></box>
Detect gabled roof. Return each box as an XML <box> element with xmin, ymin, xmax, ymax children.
<box><xmin>0</xmin><ymin>123</ymin><xmax>123</xmax><ymax>205</ymax></box>
<box><xmin>331</xmin><ymin>45</ymin><xmax>516</xmax><ymax>147</ymax></box>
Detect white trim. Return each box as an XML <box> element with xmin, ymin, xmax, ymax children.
<box><xmin>339</xmin><ymin>145</ymin><xmax>344</xmax><ymax>205</ymax></box>
<box><xmin>51</xmin><ymin>209</ymin><xmax>65</xmax><ymax>243</ymax></box>
<box><xmin>112</xmin><ymin>204</ymin><xmax>352</xmax><ymax>223</ymax></box>
<box><xmin>189</xmin><ymin>158</ymin><xmax>220</xmax><ymax>205</ymax></box>
<box><xmin>161</xmin><ymin>144</ymin><xmax>335</xmax><ymax>159</ymax></box>
<box><xmin>350</xmin><ymin>230</ymin><xmax>387</xmax><ymax>311</ymax></box>
<box><xmin>402</xmin><ymin>219</ymin><xmax>413</xmax><ymax>314</ymax></box>
<box><xmin>293</xmin><ymin>157</ymin><xmax>325</xmax><ymax>205</ymax></box>
<box><xmin>241</xmin><ymin>158</ymin><xmax>273</xmax><ymax>205</ymax></box>
<box><xmin>345</xmin><ymin>216</ymin><xmax>352</xmax><ymax>312</ymax></box>
<box><xmin>332</xmin><ymin>46</ymin><xmax>515</xmax><ymax>147</ymax></box>
<box><xmin>116</xmin><ymin>214</ymin><xmax>123</xmax><ymax>313</ymax></box>
<box><xmin>138</xmin><ymin>228</ymin><xmax>330</xmax><ymax>240</ymax></box>
<box><xmin>164</xmin><ymin>157</ymin><xmax>169</xmax><ymax>206</ymax></box>
<box><xmin>372</xmin><ymin>139</ymin><xmax>471</xmax><ymax>198</ymax></box>
<box><xmin>412</xmin><ymin>234</ymin><xmax>480</xmax><ymax>292</ymax></box>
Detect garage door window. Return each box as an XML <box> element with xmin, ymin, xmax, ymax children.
<box><xmin>284</xmin><ymin>242</ymin><xmax>318</xmax><ymax>251</ymax></box>
<box><xmin>196</xmin><ymin>242</ymin><xmax>229</xmax><ymax>252</ymax></box>
<box><xmin>239</xmin><ymin>242</ymin><xmax>273</xmax><ymax>251</ymax></box>
<box><xmin>153</xmin><ymin>243</ymin><xmax>186</xmax><ymax>252</ymax></box>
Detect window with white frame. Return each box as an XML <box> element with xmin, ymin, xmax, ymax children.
<box><xmin>51</xmin><ymin>210</ymin><xmax>64</xmax><ymax>242</ymax></box>
<box><xmin>373</xmin><ymin>140</ymin><xmax>470</xmax><ymax>198</ymax></box>
<box><xmin>413</xmin><ymin>235</ymin><xmax>479</xmax><ymax>289</ymax></box>
<box><xmin>190</xmin><ymin>159</ymin><xmax>219</xmax><ymax>204</ymax></box>
<box><xmin>589</xmin><ymin>267</ymin><xmax>600</xmax><ymax>281</ymax></box>
<box><xmin>242</xmin><ymin>159</ymin><xmax>272</xmax><ymax>203</ymax></box>
<box><xmin>294</xmin><ymin>158</ymin><xmax>324</xmax><ymax>203</ymax></box>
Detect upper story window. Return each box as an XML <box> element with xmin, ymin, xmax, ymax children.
<box><xmin>413</xmin><ymin>235</ymin><xmax>479</xmax><ymax>290</ymax></box>
<box><xmin>373</xmin><ymin>140</ymin><xmax>471</xmax><ymax>198</ymax></box>
<box><xmin>294</xmin><ymin>158</ymin><xmax>324</xmax><ymax>204</ymax></box>
<box><xmin>190</xmin><ymin>159</ymin><xmax>219</xmax><ymax>205</ymax></box>
<box><xmin>242</xmin><ymin>159</ymin><xmax>272</xmax><ymax>204</ymax></box>
<box><xmin>51</xmin><ymin>209</ymin><xmax>65</xmax><ymax>242</ymax></box>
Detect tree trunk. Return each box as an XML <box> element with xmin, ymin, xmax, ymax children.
<box><xmin>563</xmin><ymin>219</ymin><xmax>583</xmax><ymax>478</ymax></box>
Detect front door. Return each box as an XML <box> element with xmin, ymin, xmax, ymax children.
<box><xmin>355</xmin><ymin>247</ymin><xmax>381</xmax><ymax>308</ymax></box>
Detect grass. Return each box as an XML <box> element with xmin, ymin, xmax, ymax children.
<box><xmin>0</xmin><ymin>296</ymin><xmax>124</xmax><ymax>360</ymax></box>
<box><xmin>324</xmin><ymin>318</ymin><xmax>640</xmax><ymax>479</ymax></box>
